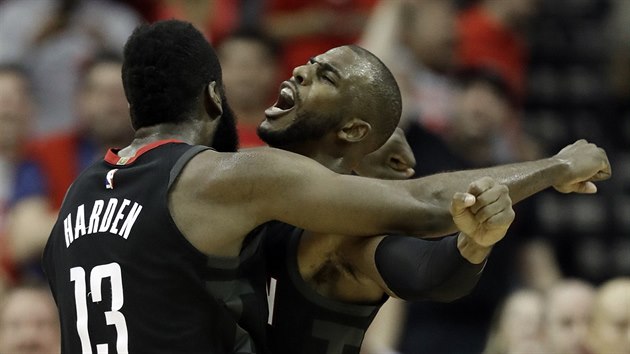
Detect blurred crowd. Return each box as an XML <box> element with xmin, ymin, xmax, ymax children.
<box><xmin>0</xmin><ymin>0</ymin><xmax>627</xmax><ymax>353</ymax></box>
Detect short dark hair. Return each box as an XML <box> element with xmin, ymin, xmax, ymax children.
<box><xmin>0</xmin><ymin>62</ymin><xmax>32</xmax><ymax>94</ymax></box>
<box><xmin>347</xmin><ymin>45</ymin><xmax>402</xmax><ymax>150</ymax></box>
<box><xmin>455</xmin><ymin>66</ymin><xmax>519</xmax><ymax>108</ymax></box>
<box><xmin>79</xmin><ymin>50</ymin><xmax>123</xmax><ymax>87</ymax></box>
<box><xmin>122</xmin><ymin>20</ymin><xmax>223</xmax><ymax>130</ymax></box>
<box><xmin>0</xmin><ymin>62</ymin><xmax>30</xmax><ymax>81</ymax></box>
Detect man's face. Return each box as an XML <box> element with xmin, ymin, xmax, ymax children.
<box><xmin>219</xmin><ymin>38</ymin><xmax>278</xmax><ymax>111</ymax></box>
<box><xmin>452</xmin><ymin>81</ymin><xmax>510</xmax><ymax>142</ymax></box>
<box><xmin>0</xmin><ymin>289</ymin><xmax>60</xmax><ymax>354</ymax></box>
<box><xmin>590</xmin><ymin>283</ymin><xmax>630</xmax><ymax>354</ymax></box>
<box><xmin>545</xmin><ymin>285</ymin><xmax>594</xmax><ymax>354</ymax></box>
<box><xmin>258</xmin><ymin>46</ymin><xmax>370</xmax><ymax>148</ymax></box>
<box><xmin>404</xmin><ymin>1</ymin><xmax>457</xmax><ymax>73</ymax></box>
<box><xmin>0</xmin><ymin>72</ymin><xmax>32</xmax><ymax>155</ymax></box>
<box><xmin>79</xmin><ymin>62</ymin><xmax>133</xmax><ymax>145</ymax></box>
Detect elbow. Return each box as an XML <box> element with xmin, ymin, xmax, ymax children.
<box><xmin>394</xmin><ymin>280</ymin><xmax>476</xmax><ymax>302</ymax></box>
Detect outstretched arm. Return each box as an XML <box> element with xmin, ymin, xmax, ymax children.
<box><xmin>344</xmin><ymin>177</ymin><xmax>514</xmax><ymax>301</ymax></box>
<box><xmin>408</xmin><ymin>139</ymin><xmax>611</xmax><ymax>235</ymax></box>
<box><xmin>174</xmin><ymin>140</ymin><xmax>609</xmax><ymax>256</ymax></box>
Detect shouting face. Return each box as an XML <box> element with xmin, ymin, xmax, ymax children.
<box><xmin>258</xmin><ymin>46</ymin><xmax>375</xmax><ymax>149</ymax></box>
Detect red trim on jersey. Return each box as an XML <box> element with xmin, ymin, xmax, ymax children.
<box><xmin>104</xmin><ymin>139</ymin><xmax>184</xmax><ymax>166</ymax></box>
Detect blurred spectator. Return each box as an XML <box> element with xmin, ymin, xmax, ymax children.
<box><xmin>482</xmin><ymin>288</ymin><xmax>546</xmax><ymax>354</ymax></box>
<box><xmin>397</xmin><ymin>68</ymin><xmax>547</xmax><ymax>354</ymax></box>
<box><xmin>0</xmin><ymin>282</ymin><xmax>60</xmax><ymax>354</ymax></box>
<box><xmin>361</xmin><ymin>0</ymin><xmax>458</xmax><ymax>134</ymax></box>
<box><xmin>0</xmin><ymin>64</ymin><xmax>35</xmax><ymax>285</ymax></box>
<box><xmin>606</xmin><ymin>0</ymin><xmax>630</xmax><ymax>102</ymax></box>
<box><xmin>543</xmin><ymin>279</ymin><xmax>595</xmax><ymax>354</ymax></box>
<box><xmin>0</xmin><ymin>0</ymin><xmax>140</xmax><ymax>136</ymax></box>
<box><xmin>6</xmin><ymin>52</ymin><xmax>133</xmax><ymax>281</ymax></box>
<box><xmin>409</xmin><ymin>67</ymin><xmax>539</xmax><ymax>168</ymax></box>
<box><xmin>588</xmin><ymin>277</ymin><xmax>630</xmax><ymax>354</ymax></box>
<box><xmin>457</xmin><ymin>0</ymin><xmax>540</xmax><ymax>99</ymax></box>
<box><xmin>216</xmin><ymin>27</ymin><xmax>281</xmax><ymax>148</ymax></box>
<box><xmin>263</xmin><ymin>0</ymin><xmax>378</xmax><ymax>79</ymax></box>
<box><xmin>147</xmin><ymin>0</ymin><xmax>245</xmax><ymax>44</ymax></box>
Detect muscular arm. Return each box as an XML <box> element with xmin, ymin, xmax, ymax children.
<box><xmin>172</xmin><ymin>140</ymin><xmax>609</xmax><ymax>256</ymax></box>
<box><xmin>408</xmin><ymin>140</ymin><xmax>610</xmax><ymax>235</ymax></box>
<box><xmin>374</xmin><ymin>235</ymin><xmax>485</xmax><ymax>302</ymax></box>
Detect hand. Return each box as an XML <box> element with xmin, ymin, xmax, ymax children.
<box><xmin>450</xmin><ymin>177</ymin><xmax>515</xmax><ymax>248</ymax></box>
<box><xmin>354</xmin><ymin>128</ymin><xmax>416</xmax><ymax>180</ymax></box>
<box><xmin>552</xmin><ymin>139</ymin><xmax>612</xmax><ymax>194</ymax></box>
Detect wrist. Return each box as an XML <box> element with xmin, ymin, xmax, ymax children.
<box><xmin>547</xmin><ymin>156</ymin><xmax>572</xmax><ymax>186</ymax></box>
<box><xmin>457</xmin><ymin>233</ymin><xmax>492</xmax><ymax>264</ymax></box>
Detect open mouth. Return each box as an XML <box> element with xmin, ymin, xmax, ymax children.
<box><xmin>265</xmin><ymin>81</ymin><xmax>296</xmax><ymax>118</ymax></box>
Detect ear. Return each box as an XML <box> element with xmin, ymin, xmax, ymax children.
<box><xmin>337</xmin><ymin>118</ymin><xmax>371</xmax><ymax>143</ymax></box>
<box><xmin>204</xmin><ymin>81</ymin><xmax>223</xmax><ymax>118</ymax></box>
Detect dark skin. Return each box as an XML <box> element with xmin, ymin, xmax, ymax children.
<box><xmin>256</xmin><ymin>45</ymin><xmax>612</xmax><ymax>302</ymax></box>
<box><xmin>118</xmin><ymin>46</ymin><xmax>610</xmax><ymax>269</ymax></box>
<box><xmin>295</xmin><ymin>129</ymin><xmax>512</xmax><ymax>302</ymax></box>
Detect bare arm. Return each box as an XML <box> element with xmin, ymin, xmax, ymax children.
<box><xmin>172</xmin><ymin>140</ymin><xmax>609</xmax><ymax>256</ymax></box>
<box><xmin>171</xmin><ymin>146</ymin><xmax>453</xmax><ymax>256</ymax></box>
<box><xmin>409</xmin><ymin>139</ymin><xmax>611</xmax><ymax>234</ymax></box>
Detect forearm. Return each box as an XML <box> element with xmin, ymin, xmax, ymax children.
<box><xmin>406</xmin><ymin>157</ymin><xmax>567</xmax><ymax>235</ymax></box>
<box><xmin>416</xmin><ymin>157</ymin><xmax>566</xmax><ymax>206</ymax></box>
<box><xmin>374</xmin><ymin>235</ymin><xmax>485</xmax><ymax>302</ymax></box>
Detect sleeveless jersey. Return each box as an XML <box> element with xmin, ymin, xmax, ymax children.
<box><xmin>264</xmin><ymin>223</ymin><xmax>385</xmax><ymax>354</ymax></box>
<box><xmin>206</xmin><ymin>224</ymin><xmax>272</xmax><ymax>354</ymax></box>
<box><xmin>42</xmin><ymin>141</ymin><xmax>254</xmax><ymax>354</ymax></box>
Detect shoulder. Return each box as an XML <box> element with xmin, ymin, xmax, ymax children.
<box><xmin>186</xmin><ymin>147</ymin><xmax>331</xmax><ymax>188</ymax></box>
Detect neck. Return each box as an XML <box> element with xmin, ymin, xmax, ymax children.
<box><xmin>305</xmin><ymin>152</ymin><xmax>355</xmax><ymax>175</ymax></box>
<box><xmin>283</xmin><ymin>141</ymin><xmax>358</xmax><ymax>175</ymax></box>
<box><xmin>119</xmin><ymin>120</ymin><xmax>209</xmax><ymax>157</ymax></box>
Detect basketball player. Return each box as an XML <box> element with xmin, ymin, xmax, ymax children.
<box><xmin>255</xmin><ymin>45</ymin><xmax>613</xmax><ymax>353</ymax></box>
<box><xmin>42</xmin><ymin>20</ymin><xmax>610</xmax><ymax>353</ymax></box>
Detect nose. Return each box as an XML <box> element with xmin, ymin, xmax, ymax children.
<box><xmin>292</xmin><ymin>64</ymin><xmax>313</xmax><ymax>85</ymax></box>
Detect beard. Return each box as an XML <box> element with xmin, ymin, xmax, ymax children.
<box><xmin>210</xmin><ymin>98</ymin><xmax>239</xmax><ymax>152</ymax></box>
<box><xmin>257</xmin><ymin>109</ymin><xmax>339</xmax><ymax>149</ymax></box>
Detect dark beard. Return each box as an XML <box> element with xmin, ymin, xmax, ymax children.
<box><xmin>257</xmin><ymin>110</ymin><xmax>339</xmax><ymax>149</ymax></box>
<box><xmin>211</xmin><ymin>99</ymin><xmax>239</xmax><ymax>152</ymax></box>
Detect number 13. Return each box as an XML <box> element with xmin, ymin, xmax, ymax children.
<box><xmin>70</xmin><ymin>263</ymin><xmax>129</xmax><ymax>354</ymax></box>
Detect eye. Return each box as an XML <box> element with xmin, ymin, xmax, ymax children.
<box><xmin>322</xmin><ymin>75</ymin><xmax>334</xmax><ymax>84</ymax></box>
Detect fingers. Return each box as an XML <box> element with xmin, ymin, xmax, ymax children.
<box><xmin>466</xmin><ymin>176</ymin><xmax>496</xmax><ymax>196</ymax></box>
<box><xmin>465</xmin><ymin>178</ymin><xmax>513</xmax><ymax>223</ymax></box>
<box><xmin>582</xmin><ymin>181</ymin><xmax>597</xmax><ymax>193</ymax></box>
<box><xmin>450</xmin><ymin>192</ymin><xmax>476</xmax><ymax>216</ymax></box>
<box><xmin>574</xmin><ymin>181</ymin><xmax>598</xmax><ymax>194</ymax></box>
<box><xmin>451</xmin><ymin>178</ymin><xmax>514</xmax><ymax>249</ymax></box>
<box><xmin>477</xmin><ymin>201</ymin><xmax>516</xmax><ymax>227</ymax></box>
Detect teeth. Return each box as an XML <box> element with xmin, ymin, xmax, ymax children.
<box><xmin>280</xmin><ymin>87</ymin><xmax>293</xmax><ymax>100</ymax></box>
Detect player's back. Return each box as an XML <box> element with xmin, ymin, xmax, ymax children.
<box><xmin>43</xmin><ymin>141</ymin><xmax>248</xmax><ymax>353</ymax></box>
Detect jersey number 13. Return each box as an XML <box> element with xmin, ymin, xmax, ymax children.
<box><xmin>70</xmin><ymin>263</ymin><xmax>129</xmax><ymax>354</ymax></box>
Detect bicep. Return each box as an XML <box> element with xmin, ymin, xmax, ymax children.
<box><xmin>248</xmin><ymin>153</ymin><xmax>428</xmax><ymax>237</ymax></box>
<box><xmin>203</xmin><ymin>148</ymin><xmax>449</xmax><ymax>240</ymax></box>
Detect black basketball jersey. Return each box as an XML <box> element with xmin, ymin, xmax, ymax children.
<box><xmin>264</xmin><ymin>223</ymin><xmax>385</xmax><ymax>354</ymax></box>
<box><xmin>206</xmin><ymin>225</ymin><xmax>272</xmax><ymax>354</ymax></box>
<box><xmin>42</xmin><ymin>140</ymin><xmax>254</xmax><ymax>354</ymax></box>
